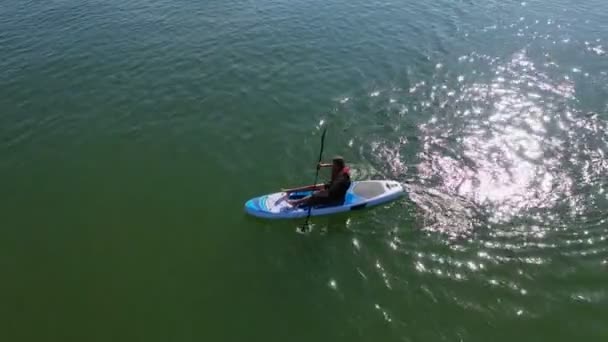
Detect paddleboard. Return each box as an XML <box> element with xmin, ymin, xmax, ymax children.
<box><xmin>244</xmin><ymin>180</ymin><xmax>406</xmax><ymax>219</ymax></box>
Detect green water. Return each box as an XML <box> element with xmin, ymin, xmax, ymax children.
<box><xmin>2</xmin><ymin>0</ymin><xmax>608</xmax><ymax>340</ymax></box>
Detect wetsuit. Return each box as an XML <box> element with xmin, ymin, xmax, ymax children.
<box><xmin>306</xmin><ymin>168</ymin><xmax>351</xmax><ymax>207</ymax></box>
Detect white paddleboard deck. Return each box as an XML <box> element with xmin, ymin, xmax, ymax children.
<box><xmin>244</xmin><ymin>180</ymin><xmax>406</xmax><ymax>219</ymax></box>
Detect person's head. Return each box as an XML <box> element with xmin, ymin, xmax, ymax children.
<box><xmin>331</xmin><ymin>156</ymin><xmax>346</xmax><ymax>174</ymax></box>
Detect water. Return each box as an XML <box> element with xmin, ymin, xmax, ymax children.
<box><xmin>1</xmin><ymin>0</ymin><xmax>607</xmax><ymax>341</ymax></box>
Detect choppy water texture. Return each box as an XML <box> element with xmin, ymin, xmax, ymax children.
<box><xmin>1</xmin><ymin>0</ymin><xmax>608</xmax><ymax>341</ymax></box>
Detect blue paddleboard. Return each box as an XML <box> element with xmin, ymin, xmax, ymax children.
<box><xmin>244</xmin><ymin>180</ymin><xmax>406</xmax><ymax>219</ymax></box>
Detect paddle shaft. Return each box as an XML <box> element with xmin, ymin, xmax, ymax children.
<box><xmin>303</xmin><ymin>127</ymin><xmax>327</xmax><ymax>229</ymax></box>
<box><xmin>283</xmin><ymin>184</ymin><xmax>325</xmax><ymax>193</ymax></box>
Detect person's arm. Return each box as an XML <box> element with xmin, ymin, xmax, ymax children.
<box><xmin>281</xmin><ymin>184</ymin><xmax>325</xmax><ymax>193</ymax></box>
<box><xmin>317</xmin><ymin>162</ymin><xmax>332</xmax><ymax>169</ymax></box>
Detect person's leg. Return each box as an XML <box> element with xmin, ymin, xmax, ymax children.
<box><xmin>287</xmin><ymin>195</ymin><xmax>311</xmax><ymax>207</ymax></box>
<box><xmin>287</xmin><ymin>192</ymin><xmax>328</xmax><ymax>207</ymax></box>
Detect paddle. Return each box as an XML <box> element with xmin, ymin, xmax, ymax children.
<box><xmin>300</xmin><ymin>126</ymin><xmax>327</xmax><ymax>232</ymax></box>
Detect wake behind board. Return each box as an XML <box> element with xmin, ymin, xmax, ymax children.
<box><xmin>244</xmin><ymin>180</ymin><xmax>406</xmax><ymax>219</ymax></box>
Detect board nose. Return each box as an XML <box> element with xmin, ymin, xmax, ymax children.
<box><xmin>245</xmin><ymin>198</ymin><xmax>260</xmax><ymax>213</ymax></box>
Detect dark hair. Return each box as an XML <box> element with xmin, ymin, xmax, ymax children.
<box><xmin>332</xmin><ymin>156</ymin><xmax>345</xmax><ymax>169</ymax></box>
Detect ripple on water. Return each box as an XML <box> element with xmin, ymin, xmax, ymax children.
<box><xmin>334</xmin><ymin>14</ymin><xmax>608</xmax><ymax>330</ymax></box>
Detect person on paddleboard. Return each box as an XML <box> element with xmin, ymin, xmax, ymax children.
<box><xmin>283</xmin><ymin>156</ymin><xmax>351</xmax><ymax>208</ymax></box>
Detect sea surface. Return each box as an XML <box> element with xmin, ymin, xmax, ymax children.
<box><xmin>1</xmin><ymin>0</ymin><xmax>607</xmax><ymax>341</ymax></box>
